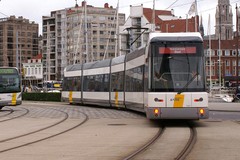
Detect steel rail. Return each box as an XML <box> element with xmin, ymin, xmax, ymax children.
<box><xmin>0</xmin><ymin>107</ymin><xmax>89</xmax><ymax>153</ymax></box>
<box><xmin>0</xmin><ymin>107</ymin><xmax>29</xmax><ymax>122</ymax></box>
<box><xmin>175</xmin><ymin>123</ymin><xmax>197</xmax><ymax>160</ymax></box>
<box><xmin>123</xmin><ymin>125</ymin><xmax>165</xmax><ymax>160</ymax></box>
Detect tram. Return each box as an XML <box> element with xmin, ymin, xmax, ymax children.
<box><xmin>0</xmin><ymin>67</ymin><xmax>22</xmax><ymax>110</ymax></box>
<box><xmin>62</xmin><ymin>32</ymin><xmax>209</xmax><ymax>119</ymax></box>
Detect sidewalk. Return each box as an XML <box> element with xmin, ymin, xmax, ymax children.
<box><xmin>209</xmin><ymin>101</ymin><xmax>240</xmax><ymax>111</ymax></box>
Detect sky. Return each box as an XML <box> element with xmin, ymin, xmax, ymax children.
<box><xmin>0</xmin><ymin>0</ymin><xmax>240</xmax><ymax>35</ymax></box>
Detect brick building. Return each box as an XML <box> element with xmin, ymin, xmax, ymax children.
<box><xmin>204</xmin><ymin>0</ymin><xmax>240</xmax><ymax>87</ymax></box>
<box><xmin>204</xmin><ymin>38</ymin><xmax>240</xmax><ymax>87</ymax></box>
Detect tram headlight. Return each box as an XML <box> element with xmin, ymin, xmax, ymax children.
<box><xmin>199</xmin><ymin>108</ymin><xmax>205</xmax><ymax>115</ymax></box>
<box><xmin>154</xmin><ymin>109</ymin><xmax>160</xmax><ymax>117</ymax></box>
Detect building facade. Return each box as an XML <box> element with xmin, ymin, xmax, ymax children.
<box><xmin>204</xmin><ymin>39</ymin><xmax>240</xmax><ymax>87</ymax></box>
<box><xmin>0</xmin><ymin>16</ymin><xmax>39</xmax><ymax>69</ymax></box>
<box><xmin>42</xmin><ymin>13</ymin><xmax>65</xmax><ymax>81</ymax></box>
<box><xmin>22</xmin><ymin>54</ymin><xmax>43</xmax><ymax>87</ymax></box>
<box><xmin>204</xmin><ymin>0</ymin><xmax>240</xmax><ymax>87</ymax></box>
<box><xmin>42</xmin><ymin>2</ymin><xmax>125</xmax><ymax>81</ymax></box>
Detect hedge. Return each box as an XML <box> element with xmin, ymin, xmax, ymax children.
<box><xmin>22</xmin><ymin>93</ymin><xmax>61</xmax><ymax>102</ymax></box>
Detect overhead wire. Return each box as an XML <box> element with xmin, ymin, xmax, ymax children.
<box><xmin>168</xmin><ymin>0</ymin><xmax>240</xmax><ymax>15</ymax></box>
<box><xmin>0</xmin><ymin>12</ymin><xmax>8</xmax><ymax>17</ymax></box>
<box><xmin>166</xmin><ymin>0</ymin><xmax>179</xmax><ymax>10</ymax></box>
<box><xmin>0</xmin><ymin>0</ymin><xmax>8</xmax><ymax>17</ymax></box>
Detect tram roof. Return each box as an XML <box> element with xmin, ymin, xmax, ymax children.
<box><xmin>126</xmin><ymin>48</ymin><xmax>145</xmax><ymax>61</ymax></box>
<box><xmin>65</xmin><ymin>64</ymin><xmax>82</xmax><ymax>71</ymax></box>
<box><xmin>83</xmin><ymin>59</ymin><xmax>111</xmax><ymax>70</ymax></box>
<box><xmin>111</xmin><ymin>55</ymin><xmax>125</xmax><ymax>66</ymax></box>
<box><xmin>149</xmin><ymin>32</ymin><xmax>203</xmax><ymax>43</ymax></box>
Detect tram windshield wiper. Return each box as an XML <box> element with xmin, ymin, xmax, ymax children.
<box><xmin>177</xmin><ymin>73</ymin><xmax>198</xmax><ymax>94</ymax></box>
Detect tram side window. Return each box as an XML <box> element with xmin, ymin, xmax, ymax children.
<box><xmin>125</xmin><ymin>66</ymin><xmax>144</xmax><ymax>92</ymax></box>
<box><xmin>83</xmin><ymin>74</ymin><xmax>109</xmax><ymax>92</ymax></box>
<box><xmin>111</xmin><ymin>72</ymin><xmax>124</xmax><ymax>91</ymax></box>
<box><xmin>63</xmin><ymin>77</ymin><xmax>81</xmax><ymax>91</ymax></box>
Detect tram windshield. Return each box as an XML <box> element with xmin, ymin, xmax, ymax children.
<box><xmin>0</xmin><ymin>68</ymin><xmax>21</xmax><ymax>93</ymax></box>
<box><xmin>151</xmin><ymin>42</ymin><xmax>205</xmax><ymax>92</ymax></box>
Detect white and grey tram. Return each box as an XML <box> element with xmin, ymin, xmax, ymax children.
<box><xmin>62</xmin><ymin>32</ymin><xmax>209</xmax><ymax>119</ymax></box>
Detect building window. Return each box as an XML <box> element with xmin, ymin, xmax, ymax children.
<box><xmin>225</xmin><ymin>69</ymin><xmax>231</xmax><ymax>76</ymax></box>
<box><xmin>99</xmin><ymin>16</ymin><xmax>106</xmax><ymax>21</ymax></box>
<box><xmin>206</xmin><ymin>60</ymin><xmax>210</xmax><ymax>66</ymax></box>
<box><xmin>233</xmin><ymin>68</ymin><xmax>236</xmax><ymax>76</ymax></box>
<box><xmin>233</xmin><ymin>60</ymin><xmax>236</xmax><ymax>66</ymax></box>
<box><xmin>100</xmin><ymin>23</ymin><xmax>106</xmax><ymax>28</ymax></box>
<box><xmin>225</xmin><ymin>50</ymin><xmax>230</xmax><ymax>56</ymax></box>
<box><xmin>225</xmin><ymin>60</ymin><xmax>230</xmax><ymax>66</ymax></box>
<box><xmin>217</xmin><ymin>50</ymin><xmax>222</xmax><ymax>56</ymax></box>
<box><xmin>100</xmin><ymin>45</ymin><xmax>104</xmax><ymax>49</ymax></box>
<box><xmin>100</xmin><ymin>52</ymin><xmax>104</xmax><ymax>57</ymax></box>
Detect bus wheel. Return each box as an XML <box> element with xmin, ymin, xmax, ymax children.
<box><xmin>0</xmin><ymin>106</ymin><xmax>3</xmax><ymax>110</ymax></box>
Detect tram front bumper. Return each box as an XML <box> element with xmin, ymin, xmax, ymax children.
<box><xmin>146</xmin><ymin>107</ymin><xmax>209</xmax><ymax>120</ymax></box>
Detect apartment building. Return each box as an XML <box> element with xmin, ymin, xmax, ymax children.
<box><xmin>0</xmin><ymin>16</ymin><xmax>38</xmax><ymax>68</ymax></box>
<box><xmin>42</xmin><ymin>1</ymin><xmax>125</xmax><ymax>81</ymax></box>
<box><xmin>42</xmin><ymin>12</ymin><xmax>66</xmax><ymax>81</ymax></box>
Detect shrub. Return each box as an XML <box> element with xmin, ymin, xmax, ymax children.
<box><xmin>22</xmin><ymin>93</ymin><xmax>61</xmax><ymax>102</ymax></box>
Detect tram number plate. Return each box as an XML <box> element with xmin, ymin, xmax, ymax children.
<box><xmin>173</xmin><ymin>94</ymin><xmax>184</xmax><ymax>108</ymax></box>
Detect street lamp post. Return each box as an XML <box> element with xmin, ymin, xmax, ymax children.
<box><xmin>215</xmin><ymin>60</ymin><xmax>224</xmax><ymax>87</ymax></box>
<box><xmin>236</xmin><ymin>4</ymin><xmax>239</xmax><ymax>91</ymax></box>
<box><xmin>218</xmin><ymin>36</ymin><xmax>221</xmax><ymax>87</ymax></box>
<box><xmin>218</xmin><ymin>4</ymin><xmax>222</xmax><ymax>88</ymax></box>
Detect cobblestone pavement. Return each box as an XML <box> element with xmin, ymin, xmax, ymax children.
<box><xmin>21</xmin><ymin>101</ymin><xmax>144</xmax><ymax>119</ymax></box>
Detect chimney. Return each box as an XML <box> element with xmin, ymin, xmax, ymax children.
<box><xmin>104</xmin><ymin>3</ymin><xmax>109</xmax><ymax>8</ymax></box>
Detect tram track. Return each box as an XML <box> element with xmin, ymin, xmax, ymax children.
<box><xmin>123</xmin><ymin>121</ymin><xmax>197</xmax><ymax>160</ymax></box>
<box><xmin>0</xmin><ymin>106</ymin><xmax>89</xmax><ymax>153</ymax></box>
<box><xmin>0</xmin><ymin>107</ymin><xmax>14</xmax><ymax>118</ymax></box>
<box><xmin>0</xmin><ymin>107</ymin><xmax>29</xmax><ymax>122</ymax></box>
<box><xmin>123</xmin><ymin>124</ymin><xmax>166</xmax><ymax>160</ymax></box>
<box><xmin>175</xmin><ymin>122</ymin><xmax>197</xmax><ymax>160</ymax></box>
<box><xmin>0</xmin><ymin>107</ymin><xmax>68</xmax><ymax>143</ymax></box>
